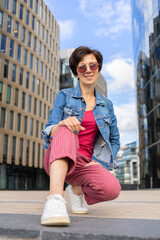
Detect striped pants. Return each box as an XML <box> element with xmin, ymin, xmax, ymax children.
<box><xmin>43</xmin><ymin>126</ymin><xmax>121</xmax><ymax>205</ymax></box>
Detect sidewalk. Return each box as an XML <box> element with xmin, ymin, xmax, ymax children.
<box><xmin>0</xmin><ymin>189</ymin><xmax>160</xmax><ymax>239</ymax></box>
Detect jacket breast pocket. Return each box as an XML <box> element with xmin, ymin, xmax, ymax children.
<box><xmin>102</xmin><ymin>116</ymin><xmax>112</xmax><ymax>135</ymax></box>
<box><xmin>64</xmin><ymin>105</ymin><xmax>81</xmax><ymax>117</ymax></box>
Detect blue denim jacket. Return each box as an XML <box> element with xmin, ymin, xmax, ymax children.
<box><xmin>42</xmin><ymin>82</ymin><xmax>120</xmax><ymax>170</ymax></box>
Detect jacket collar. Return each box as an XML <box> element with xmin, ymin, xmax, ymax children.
<box><xmin>72</xmin><ymin>82</ymin><xmax>105</xmax><ymax>106</ymax></box>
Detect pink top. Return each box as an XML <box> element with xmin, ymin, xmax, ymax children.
<box><xmin>77</xmin><ymin>110</ymin><xmax>99</xmax><ymax>158</ymax></box>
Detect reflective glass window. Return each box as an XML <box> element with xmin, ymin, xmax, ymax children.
<box><xmin>9</xmin><ymin>39</ymin><xmax>14</xmax><ymax>57</ymax></box>
<box><xmin>39</xmin><ymin>101</ymin><xmax>42</xmax><ymax>117</ymax></box>
<box><xmin>12</xmin><ymin>64</ymin><xmax>16</xmax><ymax>81</ymax></box>
<box><xmin>3</xmin><ymin>134</ymin><xmax>8</xmax><ymax>163</ymax></box>
<box><xmin>19</xmin><ymin>4</ymin><xmax>23</xmax><ymax>20</ymax></box>
<box><xmin>17</xmin><ymin>113</ymin><xmax>21</xmax><ymax>132</ymax></box>
<box><xmin>26</xmin><ymin>10</ymin><xmax>29</xmax><ymax>25</ymax></box>
<box><xmin>37</xmin><ymin>20</ymin><xmax>40</xmax><ymax>35</ymax></box>
<box><xmin>35</xmin><ymin>58</ymin><xmax>38</xmax><ymax>74</ymax></box>
<box><xmin>15</xmin><ymin>21</ymin><xmax>19</xmax><ymax>38</ymax></box>
<box><xmin>34</xmin><ymin>36</ymin><xmax>37</xmax><ymax>51</ymax></box>
<box><xmin>4</xmin><ymin>0</ymin><xmax>9</xmax><ymax>9</ymax></box>
<box><xmin>24</xmin><ymin>116</ymin><xmax>28</xmax><ymax>134</ymax></box>
<box><xmin>4</xmin><ymin>59</ymin><xmax>9</xmax><ymax>78</ymax></box>
<box><xmin>30</xmin><ymin>118</ymin><xmax>33</xmax><ymax>136</ymax></box>
<box><xmin>0</xmin><ymin>82</ymin><xmax>3</xmax><ymax>101</ymax></box>
<box><xmin>34</xmin><ymin>98</ymin><xmax>37</xmax><ymax>114</ymax></box>
<box><xmin>32</xmin><ymin>15</ymin><xmax>35</xmax><ymax>30</ymax></box>
<box><xmin>12</xmin><ymin>0</ymin><xmax>17</xmax><ymax>14</ymax></box>
<box><xmin>17</xmin><ymin>44</ymin><xmax>21</xmax><ymax>61</ymax></box>
<box><xmin>40</xmin><ymin>1</ymin><xmax>43</xmax><ymax>19</ymax></box>
<box><xmin>40</xmin><ymin>62</ymin><xmax>43</xmax><ymax>77</ymax></box>
<box><xmin>1</xmin><ymin>34</ymin><xmax>6</xmax><ymax>53</ymax></box>
<box><xmin>30</xmin><ymin>53</ymin><xmax>33</xmax><ymax>69</ymax></box>
<box><xmin>36</xmin><ymin>121</ymin><xmax>39</xmax><ymax>137</ymax></box>
<box><xmin>36</xmin><ymin>0</ymin><xmax>38</xmax><ymax>14</ymax></box>
<box><xmin>24</xmin><ymin>49</ymin><xmax>27</xmax><ymax>66</ymax></box>
<box><xmin>30</xmin><ymin>0</ymin><xmax>33</xmax><ymax>8</ymax></box>
<box><xmin>42</xmin><ymin>25</ymin><xmax>44</xmax><ymax>39</ymax></box>
<box><xmin>22</xmin><ymin>26</ymin><xmax>25</xmax><ymax>42</ymax></box>
<box><xmin>6</xmin><ymin>85</ymin><xmax>11</xmax><ymax>103</ymax></box>
<box><xmin>0</xmin><ymin>11</ymin><xmax>3</xmax><ymax>28</ymax></box>
<box><xmin>9</xmin><ymin>110</ymin><xmax>14</xmax><ymax>130</ymax></box>
<box><xmin>37</xmin><ymin>79</ymin><xmax>40</xmax><ymax>95</ymax></box>
<box><xmin>12</xmin><ymin>136</ymin><xmax>16</xmax><ymax>164</ymax></box>
<box><xmin>0</xmin><ymin>108</ymin><xmax>6</xmax><ymax>127</ymax></box>
<box><xmin>22</xmin><ymin>91</ymin><xmax>25</xmax><ymax>109</ymax></box>
<box><xmin>28</xmin><ymin>31</ymin><xmax>31</xmax><ymax>47</ymax></box>
<box><xmin>38</xmin><ymin>41</ymin><xmax>41</xmax><ymax>56</ymax></box>
<box><xmin>28</xmin><ymin>95</ymin><xmax>32</xmax><ymax>112</ymax></box>
<box><xmin>19</xmin><ymin>68</ymin><xmax>23</xmax><ymax>85</ymax></box>
<box><xmin>7</xmin><ymin>15</ymin><xmax>12</xmax><ymax>33</ymax></box>
<box><xmin>32</xmin><ymin>76</ymin><xmax>35</xmax><ymax>92</ymax></box>
<box><xmin>15</xmin><ymin>88</ymin><xmax>19</xmax><ymax>106</ymax></box>
<box><xmin>26</xmin><ymin>72</ymin><xmax>29</xmax><ymax>88</ymax></box>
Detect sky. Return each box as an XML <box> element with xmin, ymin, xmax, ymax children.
<box><xmin>45</xmin><ymin>0</ymin><xmax>138</xmax><ymax>146</ymax></box>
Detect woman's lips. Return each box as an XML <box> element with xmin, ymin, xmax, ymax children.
<box><xmin>84</xmin><ymin>75</ymin><xmax>94</xmax><ymax>79</ymax></box>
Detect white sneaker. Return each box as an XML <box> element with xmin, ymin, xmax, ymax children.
<box><xmin>66</xmin><ymin>185</ymin><xmax>88</xmax><ymax>214</ymax></box>
<box><xmin>41</xmin><ymin>194</ymin><xmax>70</xmax><ymax>226</ymax></box>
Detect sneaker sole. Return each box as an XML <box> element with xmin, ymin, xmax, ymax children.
<box><xmin>66</xmin><ymin>187</ymin><xmax>89</xmax><ymax>214</ymax></box>
<box><xmin>41</xmin><ymin>217</ymin><xmax>70</xmax><ymax>226</ymax></box>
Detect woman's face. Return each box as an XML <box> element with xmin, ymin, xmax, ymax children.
<box><xmin>76</xmin><ymin>54</ymin><xmax>99</xmax><ymax>86</ymax></box>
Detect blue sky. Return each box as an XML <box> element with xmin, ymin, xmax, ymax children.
<box><xmin>45</xmin><ymin>0</ymin><xmax>138</xmax><ymax>146</ymax></box>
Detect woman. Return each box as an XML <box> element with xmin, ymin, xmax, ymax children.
<box><xmin>41</xmin><ymin>46</ymin><xmax>121</xmax><ymax>226</ymax></box>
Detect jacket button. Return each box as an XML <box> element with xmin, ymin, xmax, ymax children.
<box><xmin>79</xmin><ymin>117</ymin><xmax>82</xmax><ymax>121</ymax></box>
<box><xmin>82</xmin><ymin>108</ymin><xmax>84</xmax><ymax>111</ymax></box>
<box><xmin>82</xmin><ymin>99</ymin><xmax>84</xmax><ymax>102</ymax></box>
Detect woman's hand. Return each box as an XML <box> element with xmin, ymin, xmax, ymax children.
<box><xmin>50</xmin><ymin>116</ymin><xmax>85</xmax><ymax>136</ymax></box>
<box><xmin>58</xmin><ymin>116</ymin><xmax>85</xmax><ymax>133</ymax></box>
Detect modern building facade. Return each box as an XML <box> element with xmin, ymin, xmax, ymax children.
<box><xmin>0</xmin><ymin>0</ymin><xmax>60</xmax><ymax>189</ymax></box>
<box><xmin>60</xmin><ymin>48</ymin><xmax>107</xmax><ymax>97</ymax></box>
<box><xmin>114</xmin><ymin>142</ymin><xmax>140</xmax><ymax>186</ymax></box>
<box><xmin>131</xmin><ymin>0</ymin><xmax>160</xmax><ymax>188</ymax></box>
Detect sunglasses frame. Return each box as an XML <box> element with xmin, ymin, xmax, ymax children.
<box><xmin>77</xmin><ymin>62</ymin><xmax>99</xmax><ymax>73</ymax></box>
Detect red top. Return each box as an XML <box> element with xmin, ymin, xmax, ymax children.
<box><xmin>78</xmin><ymin>110</ymin><xmax>99</xmax><ymax>158</ymax></box>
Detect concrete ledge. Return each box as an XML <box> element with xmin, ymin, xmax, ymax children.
<box><xmin>0</xmin><ymin>214</ymin><xmax>160</xmax><ymax>240</ymax></box>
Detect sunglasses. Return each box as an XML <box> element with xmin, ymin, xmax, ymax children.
<box><xmin>77</xmin><ymin>62</ymin><xmax>99</xmax><ymax>73</ymax></box>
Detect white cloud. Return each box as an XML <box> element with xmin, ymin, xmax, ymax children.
<box><xmin>78</xmin><ymin>0</ymin><xmax>131</xmax><ymax>37</ymax></box>
<box><xmin>102</xmin><ymin>58</ymin><xmax>135</xmax><ymax>93</ymax></box>
<box><xmin>58</xmin><ymin>20</ymin><xmax>75</xmax><ymax>40</ymax></box>
<box><xmin>114</xmin><ymin>101</ymin><xmax>138</xmax><ymax>145</ymax></box>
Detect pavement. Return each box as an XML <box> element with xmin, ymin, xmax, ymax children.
<box><xmin>0</xmin><ymin>189</ymin><xmax>160</xmax><ymax>240</ymax></box>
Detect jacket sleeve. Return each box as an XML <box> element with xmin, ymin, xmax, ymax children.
<box><xmin>109</xmin><ymin>101</ymin><xmax>120</xmax><ymax>160</ymax></box>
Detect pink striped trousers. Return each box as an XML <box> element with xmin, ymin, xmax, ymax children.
<box><xmin>44</xmin><ymin>126</ymin><xmax>121</xmax><ymax>205</ymax></box>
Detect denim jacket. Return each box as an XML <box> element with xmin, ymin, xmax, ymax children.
<box><xmin>42</xmin><ymin>82</ymin><xmax>120</xmax><ymax>170</ymax></box>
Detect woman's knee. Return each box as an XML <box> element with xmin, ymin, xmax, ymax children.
<box><xmin>102</xmin><ymin>178</ymin><xmax>121</xmax><ymax>201</ymax></box>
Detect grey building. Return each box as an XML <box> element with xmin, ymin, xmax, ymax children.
<box><xmin>131</xmin><ymin>0</ymin><xmax>160</xmax><ymax>188</ymax></box>
<box><xmin>0</xmin><ymin>0</ymin><xmax>60</xmax><ymax>190</ymax></box>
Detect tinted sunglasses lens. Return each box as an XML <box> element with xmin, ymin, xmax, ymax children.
<box><xmin>89</xmin><ymin>63</ymin><xmax>99</xmax><ymax>70</ymax></box>
<box><xmin>78</xmin><ymin>65</ymin><xmax>86</xmax><ymax>73</ymax></box>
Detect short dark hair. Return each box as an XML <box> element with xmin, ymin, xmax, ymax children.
<box><xmin>69</xmin><ymin>46</ymin><xmax>103</xmax><ymax>76</ymax></box>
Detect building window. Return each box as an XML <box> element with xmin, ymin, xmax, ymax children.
<box><xmin>26</xmin><ymin>9</ymin><xmax>29</xmax><ymax>25</ymax></box>
<box><xmin>36</xmin><ymin>0</ymin><xmax>38</xmax><ymax>14</ymax></box>
<box><xmin>34</xmin><ymin>36</ymin><xmax>37</xmax><ymax>51</ymax></box>
<box><xmin>6</xmin><ymin>85</ymin><xmax>11</xmax><ymax>103</ymax></box>
<box><xmin>30</xmin><ymin>118</ymin><xmax>33</xmax><ymax>136</ymax></box>
<box><xmin>19</xmin><ymin>68</ymin><xmax>23</xmax><ymax>85</ymax></box>
<box><xmin>37</xmin><ymin>79</ymin><xmax>40</xmax><ymax>95</ymax></box>
<box><xmin>42</xmin><ymin>25</ymin><xmax>44</xmax><ymax>39</ymax></box>
<box><xmin>38</xmin><ymin>143</ymin><xmax>40</xmax><ymax>167</ymax></box>
<box><xmin>0</xmin><ymin>108</ymin><xmax>6</xmax><ymax>128</ymax></box>
<box><xmin>4</xmin><ymin>0</ymin><xmax>9</xmax><ymax>9</ymax></box>
<box><xmin>39</xmin><ymin>101</ymin><xmax>42</xmax><ymax>117</ymax></box>
<box><xmin>45</xmin><ymin>6</ymin><xmax>47</xmax><ymax>24</ymax></box>
<box><xmin>36</xmin><ymin>120</ymin><xmax>39</xmax><ymax>137</ymax></box>
<box><xmin>44</xmin><ymin>103</ymin><xmax>46</xmax><ymax>119</ymax></box>
<box><xmin>35</xmin><ymin>58</ymin><xmax>38</xmax><ymax>74</ymax></box>
<box><xmin>45</xmin><ymin>65</ymin><xmax>47</xmax><ymax>80</ymax></box>
<box><xmin>46</xmin><ymin>86</ymin><xmax>49</xmax><ymax>101</ymax></box>
<box><xmin>38</xmin><ymin>41</ymin><xmax>41</xmax><ymax>56</ymax></box>
<box><xmin>32</xmin><ymin>76</ymin><xmax>35</xmax><ymax>92</ymax></box>
<box><xmin>28</xmin><ymin>95</ymin><xmax>31</xmax><ymax>112</ymax></box>
<box><xmin>9</xmin><ymin>110</ymin><xmax>14</xmax><ymax>130</ymax></box>
<box><xmin>3</xmin><ymin>134</ymin><xmax>8</xmax><ymax>163</ymax></box>
<box><xmin>50</xmin><ymin>34</ymin><xmax>52</xmax><ymax>48</ymax></box>
<box><xmin>48</xmin><ymin>106</ymin><xmax>50</xmax><ymax>118</ymax></box>
<box><xmin>19</xmin><ymin>138</ymin><xmax>23</xmax><ymax>165</ymax></box>
<box><xmin>1</xmin><ymin>34</ymin><xmax>6</xmax><ymax>53</ymax></box>
<box><xmin>24</xmin><ymin>116</ymin><xmax>28</xmax><ymax>134</ymax></box>
<box><xmin>32</xmin><ymin>15</ymin><xmax>35</xmax><ymax>30</ymax></box>
<box><xmin>22</xmin><ymin>26</ymin><xmax>26</xmax><ymax>42</ymax></box>
<box><xmin>26</xmin><ymin>72</ymin><xmax>29</xmax><ymax>88</ymax></box>
<box><xmin>37</xmin><ymin>20</ymin><xmax>40</xmax><ymax>35</ymax></box>
<box><xmin>43</xmin><ymin>45</ymin><xmax>46</xmax><ymax>60</ymax></box>
<box><xmin>40</xmin><ymin>62</ymin><xmax>43</xmax><ymax>77</ymax></box>
<box><xmin>46</xmin><ymin>30</ymin><xmax>48</xmax><ymax>44</ymax></box>
<box><xmin>30</xmin><ymin>53</ymin><xmax>33</xmax><ymax>69</ymax></box>
<box><xmin>19</xmin><ymin>4</ymin><xmax>23</xmax><ymax>20</ymax></box>
<box><xmin>34</xmin><ymin>98</ymin><xmax>37</xmax><ymax>114</ymax></box>
<box><xmin>12</xmin><ymin>136</ymin><xmax>16</xmax><ymax>164</ymax></box>
<box><xmin>15</xmin><ymin>88</ymin><xmax>19</xmax><ymax>106</ymax></box>
<box><xmin>32</xmin><ymin>142</ymin><xmax>35</xmax><ymax>166</ymax></box>
<box><xmin>42</xmin><ymin>82</ymin><xmax>44</xmax><ymax>98</ymax></box>
<box><xmin>47</xmin><ymin>50</ymin><xmax>50</xmax><ymax>63</ymax></box>
<box><xmin>40</xmin><ymin>1</ymin><xmax>43</xmax><ymax>19</ymax></box>
<box><xmin>9</xmin><ymin>39</ymin><xmax>14</xmax><ymax>57</ymax></box>
<box><xmin>49</xmin><ymin>69</ymin><xmax>51</xmax><ymax>83</ymax></box>
<box><xmin>17</xmin><ymin>113</ymin><xmax>21</xmax><ymax>132</ymax></box>
<box><xmin>50</xmin><ymin>89</ymin><xmax>52</xmax><ymax>103</ymax></box>
<box><xmin>28</xmin><ymin>31</ymin><xmax>31</xmax><ymax>47</ymax></box>
<box><xmin>7</xmin><ymin>15</ymin><xmax>12</xmax><ymax>33</ymax></box>
<box><xmin>4</xmin><ymin>59</ymin><xmax>9</xmax><ymax>78</ymax></box>
<box><xmin>24</xmin><ymin>49</ymin><xmax>27</xmax><ymax>66</ymax></box>
<box><xmin>12</xmin><ymin>0</ymin><xmax>17</xmax><ymax>14</ymax></box>
<box><xmin>24</xmin><ymin>0</ymin><xmax>27</xmax><ymax>3</ymax></box>
<box><xmin>17</xmin><ymin>44</ymin><xmax>21</xmax><ymax>61</ymax></box>
<box><xmin>22</xmin><ymin>92</ymin><xmax>25</xmax><ymax>109</ymax></box>
<box><xmin>12</xmin><ymin>64</ymin><xmax>16</xmax><ymax>81</ymax></box>
<box><xmin>26</xmin><ymin>140</ymin><xmax>30</xmax><ymax>166</ymax></box>
<box><xmin>0</xmin><ymin>82</ymin><xmax>3</xmax><ymax>101</ymax></box>
<box><xmin>15</xmin><ymin>21</ymin><xmax>19</xmax><ymax>38</ymax></box>
<box><xmin>0</xmin><ymin>11</ymin><xmax>3</xmax><ymax>28</ymax></box>
<box><xmin>30</xmin><ymin>0</ymin><xmax>33</xmax><ymax>8</ymax></box>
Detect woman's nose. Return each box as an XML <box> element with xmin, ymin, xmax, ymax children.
<box><xmin>85</xmin><ymin>65</ymin><xmax>91</xmax><ymax>72</ymax></box>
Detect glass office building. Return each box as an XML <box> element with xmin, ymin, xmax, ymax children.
<box><xmin>0</xmin><ymin>0</ymin><xmax>60</xmax><ymax>189</ymax></box>
<box><xmin>131</xmin><ymin>0</ymin><xmax>160</xmax><ymax>188</ymax></box>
